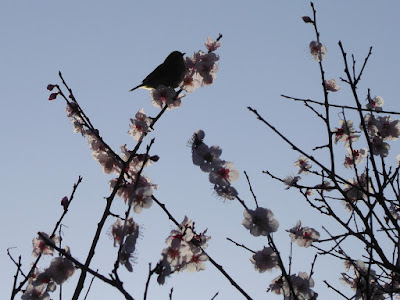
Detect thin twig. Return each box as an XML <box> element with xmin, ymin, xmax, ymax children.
<box><xmin>244</xmin><ymin>171</ymin><xmax>258</xmax><ymax>208</ymax></box>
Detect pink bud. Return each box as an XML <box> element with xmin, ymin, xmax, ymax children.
<box><xmin>47</xmin><ymin>84</ymin><xmax>56</xmax><ymax>91</ymax></box>
<box><xmin>61</xmin><ymin>196</ymin><xmax>69</xmax><ymax>210</ymax></box>
<box><xmin>150</xmin><ymin>155</ymin><xmax>160</xmax><ymax>162</ymax></box>
<box><xmin>302</xmin><ymin>16</ymin><xmax>313</xmax><ymax>23</ymax></box>
<box><xmin>48</xmin><ymin>92</ymin><xmax>58</xmax><ymax>101</ymax></box>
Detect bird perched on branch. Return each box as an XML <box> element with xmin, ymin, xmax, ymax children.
<box><xmin>130</xmin><ymin>51</ymin><xmax>186</xmax><ymax>92</ymax></box>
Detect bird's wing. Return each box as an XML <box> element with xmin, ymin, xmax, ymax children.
<box><xmin>141</xmin><ymin>63</ymin><xmax>166</xmax><ymax>87</ymax></box>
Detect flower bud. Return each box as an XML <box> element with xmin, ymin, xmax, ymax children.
<box><xmin>48</xmin><ymin>92</ymin><xmax>58</xmax><ymax>101</ymax></box>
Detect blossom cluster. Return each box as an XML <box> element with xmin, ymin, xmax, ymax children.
<box><xmin>340</xmin><ymin>259</ymin><xmax>395</xmax><ymax>299</ymax></box>
<box><xmin>190</xmin><ymin>130</ymin><xmax>239</xmax><ymax>200</ymax></box>
<box><xmin>364</xmin><ymin>112</ymin><xmax>400</xmax><ymax>157</ymax></box>
<box><xmin>150</xmin><ymin>85</ymin><xmax>185</xmax><ymax>110</ymax></box>
<box><xmin>129</xmin><ymin>37</ymin><xmax>220</xmax><ymax>111</ymax></box>
<box><xmin>128</xmin><ymin>108</ymin><xmax>152</xmax><ymax>141</ymax></box>
<box><xmin>333</xmin><ymin>96</ymin><xmax>400</xmax><ymax>163</ymax></box>
<box><xmin>111</xmin><ymin>217</ymin><xmax>140</xmax><ymax>272</ymax></box>
<box><xmin>32</xmin><ymin>233</ymin><xmax>60</xmax><ymax>257</ymax></box>
<box><xmin>154</xmin><ymin>216</ymin><xmax>210</xmax><ymax>285</ymax></box>
<box><xmin>180</xmin><ymin>37</ymin><xmax>221</xmax><ymax>93</ymax></box>
<box><xmin>23</xmin><ymin>239</ymin><xmax>75</xmax><ymax>300</ymax></box>
<box><xmin>269</xmin><ymin>272</ymin><xmax>317</xmax><ymax>300</ymax></box>
<box><xmin>48</xmin><ymin>83</ymin><xmax>159</xmax><ymax>215</ymax></box>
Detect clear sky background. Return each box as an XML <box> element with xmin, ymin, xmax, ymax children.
<box><xmin>1</xmin><ymin>1</ymin><xmax>400</xmax><ymax>299</ymax></box>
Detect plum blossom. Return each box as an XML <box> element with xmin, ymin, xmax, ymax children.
<box><xmin>269</xmin><ymin>275</ymin><xmax>288</xmax><ymax>296</ymax></box>
<box><xmin>180</xmin><ymin>72</ymin><xmax>202</xmax><ymax>93</ymax></box>
<box><xmin>128</xmin><ymin>108</ymin><xmax>152</xmax><ymax>141</ymax></box>
<box><xmin>313</xmin><ymin>180</ymin><xmax>333</xmax><ymax>193</ymax></box>
<box><xmin>92</xmin><ymin>150</ymin><xmax>120</xmax><ymax>174</ymax></box>
<box><xmin>371</xmin><ymin>136</ymin><xmax>390</xmax><ymax>157</ymax></box>
<box><xmin>289</xmin><ymin>221</ymin><xmax>320</xmax><ymax>248</ymax></box>
<box><xmin>340</xmin><ymin>260</ymin><xmax>386</xmax><ymax>300</ymax></box>
<box><xmin>21</xmin><ymin>267</ymin><xmax>56</xmax><ymax>300</ymax></box>
<box><xmin>284</xmin><ymin>175</ymin><xmax>301</xmax><ymax>189</ymax></box>
<box><xmin>324</xmin><ymin>79</ymin><xmax>340</xmax><ymax>92</ymax></box>
<box><xmin>165</xmin><ymin>216</ymin><xmax>195</xmax><ymax>250</ymax></box>
<box><xmin>290</xmin><ymin>272</ymin><xmax>317</xmax><ymax>300</ymax></box>
<box><xmin>305</xmin><ymin>189</ymin><xmax>314</xmax><ymax>196</ymax></box>
<box><xmin>269</xmin><ymin>272</ymin><xmax>317</xmax><ymax>299</ymax></box>
<box><xmin>242</xmin><ymin>207</ymin><xmax>279</xmax><ymax>236</ymax></box>
<box><xmin>344</xmin><ymin>148</ymin><xmax>368</xmax><ymax>168</ymax></box>
<box><xmin>109</xmin><ymin>175</ymin><xmax>157</xmax><ymax>214</ymax></box>
<box><xmin>366</xmin><ymin>95</ymin><xmax>384</xmax><ymax>111</ymax></box>
<box><xmin>120</xmin><ymin>145</ymin><xmax>158</xmax><ymax>175</ymax></box>
<box><xmin>363</xmin><ymin>114</ymin><xmax>380</xmax><ymax>138</ymax></box>
<box><xmin>130</xmin><ymin>186</ymin><xmax>153</xmax><ymax>213</ymax></box>
<box><xmin>376</xmin><ymin>116</ymin><xmax>400</xmax><ymax>141</ymax></box>
<box><xmin>190</xmin><ymin>130</ymin><xmax>240</xmax><ymax>201</ymax></box>
<box><xmin>151</xmin><ymin>85</ymin><xmax>181</xmax><ymax>109</ymax></box>
<box><xmin>191</xmin><ymin>130</ymin><xmax>225</xmax><ymax>172</ymax></box>
<box><xmin>155</xmin><ymin>254</ymin><xmax>172</xmax><ymax>285</ymax></box>
<box><xmin>31</xmin><ymin>247</ymin><xmax>75</xmax><ymax>287</ymax></box>
<box><xmin>364</xmin><ymin>114</ymin><xmax>400</xmax><ymax>143</ymax></box>
<box><xmin>111</xmin><ymin>217</ymin><xmax>139</xmax><ymax>247</ymax></box>
<box><xmin>309</xmin><ymin>41</ymin><xmax>327</xmax><ymax>62</ymax></box>
<box><xmin>65</xmin><ymin>102</ymin><xmax>85</xmax><ymax>134</ymax></box>
<box><xmin>214</xmin><ymin>185</ymin><xmax>238</xmax><ymax>200</ymax></box>
<box><xmin>343</xmin><ymin>173</ymin><xmax>371</xmax><ymax>210</ymax></box>
<box><xmin>194</xmin><ymin>144</ymin><xmax>225</xmax><ymax>172</ymax></box>
<box><xmin>157</xmin><ymin>216</ymin><xmax>210</xmax><ymax>280</ymax></box>
<box><xmin>21</xmin><ymin>283</ymin><xmax>52</xmax><ymax>300</ymax></box>
<box><xmin>334</xmin><ymin>119</ymin><xmax>360</xmax><ymax>147</ymax></box>
<box><xmin>250</xmin><ymin>247</ymin><xmax>278</xmax><ymax>273</ymax></box>
<box><xmin>294</xmin><ymin>156</ymin><xmax>312</xmax><ymax>174</ymax></box>
<box><xmin>205</xmin><ymin>37</ymin><xmax>221</xmax><ymax>52</ymax></box>
<box><xmin>46</xmin><ymin>252</ymin><xmax>75</xmax><ymax>284</ymax></box>
<box><xmin>209</xmin><ymin>162</ymin><xmax>239</xmax><ymax>186</ymax></box>
<box><xmin>181</xmin><ymin>47</ymin><xmax>220</xmax><ymax>92</ymax></box>
<box><xmin>32</xmin><ymin>233</ymin><xmax>60</xmax><ymax>257</ymax></box>
<box><xmin>87</xmin><ymin>131</ymin><xmax>105</xmax><ymax>152</ymax></box>
<box><xmin>185</xmin><ymin>248</ymin><xmax>208</xmax><ymax>272</ymax></box>
<box><xmin>119</xmin><ymin>229</ymin><xmax>140</xmax><ymax>272</ymax></box>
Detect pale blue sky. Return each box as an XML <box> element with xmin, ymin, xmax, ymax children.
<box><xmin>1</xmin><ymin>1</ymin><xmax>400</xmax><ymax>299</ymax></box>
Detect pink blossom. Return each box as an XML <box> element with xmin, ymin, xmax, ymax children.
<box><xmin>324</xmin><ymin>79</ymin><xmax>340</xmax><ymax>92</ymax></box>
<box><xmin>294</xmin><ymin>156</ymin><xmax>312</xmax><ymax>174</ymax></box>
<box><xmin>32</xmin><ymin>233</ymin><xmax>60</xmax><ymax>257</ymax></box>
<box><xmin>128</xmin><ymin>108</ymin><xmax>152</xmax><ymax>141</ymax></box>
<box><xmin>288</xmin><ymin>220</ymin><xmax>320</xmax><ymax>248</ymax></box>
<box><xmin>309</xmin><ymin>41</ymin><xmax>327</xmax><ymax>62</ymax></box>
<box><xmin>366</xmin><ymin>95</ymin><xmax>384</xmax><ymax>111</ymax></box>
<box><xmin>250</xmin><ymin>247</ymin><xmax>278</xmax><ymax>273</ymax></box>
<box><xmin>283</xmin><ymin>175</ymin><xmax>301</xmax><ymax>189</ymax></box>
<box><xmin>151</xmin><ymin>85</ymin><xmax>181</xmax><ymax>109</ymax></box>
<box><xmin>242</xmin><ymin>207</ymin><xmax>279</xmax><ymax>236</ymax></box>
<box><xmin>205</xmin><ymin>37</ymin><xmax>221</xmax><ymax>52</ymax></box>
<box><xmin>209</xmin><ymin>162</ymin><xmax>239</xmax><ymax>186</ymax></box>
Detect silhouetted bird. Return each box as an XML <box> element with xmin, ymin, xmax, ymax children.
<box><xmin>130</xmin><ymin>51</ymin><xmax>186</xmax><ymax>92</ymax></box>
